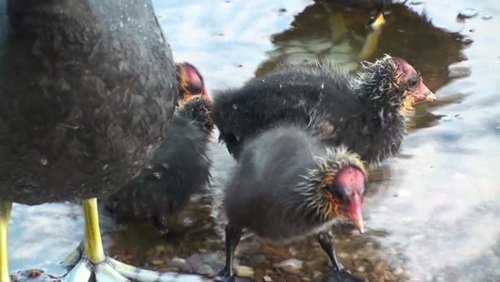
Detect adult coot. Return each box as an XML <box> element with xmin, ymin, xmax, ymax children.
<box><xmin>0</xmin><ymin>1</ymin><xmax>203</xmax><ymax>281</ymax></box>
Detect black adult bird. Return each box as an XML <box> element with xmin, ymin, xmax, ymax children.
<box><xmin>219</xmin><ymin>126</ymin><xmax>367</xmax><ymax>281</ymax></box>
<box><xmin>104</xmin><ymin>95</ymin><xmax>213</xmax><ymax>232</ymax></box>
<box><xmin>212</xmin><ymin>55</ymin><xmax>436</xmax><ymax>166</ymax></box>
<box><xmin>0</xmin><ymin>0</ymin><xmax>201</xmax><ymax>281</ymax></box>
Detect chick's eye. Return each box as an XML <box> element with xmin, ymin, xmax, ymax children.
<box><xmin>187</xmin><ymin>84</ymin><xmax>203</xmax><ymax>95</ymax></box>
<box><xmin>332</xmin><ymin>189</ymin><xmax>346</xmax><ymax>202</ymax></box>
<box><xmin>410</xmin><ymin>74</ymin><xmax>419</xmax><ymax>87</ymax></box>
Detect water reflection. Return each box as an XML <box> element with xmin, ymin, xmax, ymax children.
<box><xmin>8</xmin><ymin>0</ymin><xmax>500</xmax><ymax>281</ymax></box>
<box><xmin>154</xmin><ymin>0</ymin><xmax>311</xmax><ymax>89</ymax></box>
<box><xmin>367</xmin><ymin>1</ymin><xmax>500</xmax><ymax>281</ymax></box>
<box><xmin>255</xmin><ymin>2</ymin><xmax>386</xmax><ymax>76</ymax></box>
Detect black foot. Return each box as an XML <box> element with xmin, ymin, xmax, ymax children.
<box><xmin>325</xmin><ymin>269</ymin><xmax>364</xmax><ymax>282</ymax></box>
<box><xmin>216</xmin><ymin>267</ymin><xmax>236</xmax><ymax>282</ymax></box>
<box><xmin>217</xmin><ymin>276</ymin><xmax>235</xmax><ymax>282</ymax></box>
<box><xmin>216</xmin><ymin>268</ymin><xmax>235</xmax><ymax>282</ymax></box>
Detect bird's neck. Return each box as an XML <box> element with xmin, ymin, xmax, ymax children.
<box><xmin>292</xmin><ymin>158</ymin><xmax>341</xmax><ymax>224</ymax></box>
<box><xmin>354</xmin><ymin>78</ymin><xmax>405</xmax><ymax>126</ymax></box>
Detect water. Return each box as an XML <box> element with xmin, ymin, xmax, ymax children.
<box><xmin>8</xmin><ymin>0</ymin><xmax>500</xmax><ymax>281</ymax></box>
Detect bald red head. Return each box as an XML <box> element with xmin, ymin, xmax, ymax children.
<box><xmin>395</xmin><ymin>58</ymin><xmax>436</xmax><ymax>108</ymax></box>
<box><xmin>176</xmin><ymin>62</ymin><xmax>211</xmax><ymax>103</ymax></box>
<box><xmin>331</xmin><ymin>166</ymin><xmax>366</xmax><ymax>233</ymax></box>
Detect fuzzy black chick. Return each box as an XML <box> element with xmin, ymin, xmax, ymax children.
<box><xmin>220</xmin><ymin>125</ymin><xmax>367</xmax><ymax>281</ymax></box>
<box><xmin>104</xmin><ymin>96</ymin><xmax>213</xmax><ymax>231</ymax></box>
<box><xmin>212</xmin><ymin>55</ymin><xmax>436</xmax><ymax>166</ymax></box>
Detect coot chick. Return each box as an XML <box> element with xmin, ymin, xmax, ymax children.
<box><xmin>104</xmin><ymin>96</ymin><xmax>213</xmax><ymax>232</ymax></box>
<box><xmin>0</xmin><ymin>0</ymin><xmax>202</xmax><ymax>281</ymax></box>
<box><xmin>212</xmin><ymin>55</ymin><xmax>436</xmax><ymax>166</ymax></box>
<box><xmin>219</xmin><ymin>126</ymin><xmax>366</xmax><ymax>281</ymax></box>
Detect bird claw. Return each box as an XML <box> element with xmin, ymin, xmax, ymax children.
<box><xmin>215</xmin><ymin>268</ymin><xmax>235</xmax><ymax>282</ymax></box>
<box><xmin>11</xmin><ymin>258</ymin><xmax>128</xmax><ymax>282</ymax></box>
<box><xmin>215</xmin><ymin>276</ymin><xmax>235</xmax><ymax>282</ymax></box>
<box><xmin>11</xmin><ymin>243</ymin><xmax>207</xmax><ymax>282</ymax></box>
<box><xmin>327</xmin><ymin>269</ymin><xmax>364</xmax><ymax>282</ymax></box>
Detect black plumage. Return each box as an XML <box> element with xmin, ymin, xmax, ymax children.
<box><xmin>212</xmin><ymin>55</ymin><xmax>435</xmax><ymax>166</ymax></box>
<box><xmin>0</xmin><ymin>0</ymin><xmax>177</xmax><ymax>204</ymax></box>
<box><xmin>220</xmin><ymin>125</ymin><xmax>366</xmax><ymax>281</ymax></box>
<box><xmin>104</xmin><ymin>97</ymin><xmax>213</xmax><ymax>230</ymax></box>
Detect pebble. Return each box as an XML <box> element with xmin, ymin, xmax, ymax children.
<box><xmin>236</xmin><ymin>266</ymin><xmax>255</xmax><ymax>278</ymax></box>
<box><xmin>274</xmin><ymin>258</ymin><xmax>303</xmax><ymax>274</ymax></box>
<box><xmin>457</xmin><ymin>8</ymin><xmax>479</xmax><ymax>19</ymax></box>
<box><xmin>186</xmin><ymin>254</ymin><xmax>203</xmax><ymax>268</ymax></box>
<box><xmin>312</xmin><ymin>271</ymin><xmax>322</xmax><ymax>279</ymax></box>
<box><xmin>393</xmin><ymin>267</ymin><xmax>404</xmax><ymax>275</ymax></box>
<box><xmin>338</xmin><ymin>252</ymin><xmax>349</xmax><ymax>259</ymax></box>
<box><xmin>201</xmin><ymin>252</ymin><xmax>221</xmax><ymax>263</ymax></box>
<box><xmin>151</xmin><ymin>259</ymin><xmax>165</xmax><ymax>266</ymax></box>
<box><xmin>170</xmin><ymin>257</ymin><xmax>189</xmax><ymax>270</ymax></box>
<box><xmin>197</xmin><ymin>264</ymin><xmax>216</xmax><ymax>277</ymax></box>
<box><xmin>356</xmin><ymin>266</ymin><xmax>366</xmax><ymax>273</ymax></box>
<box><xmin>263</xmin><ymin>275</ymin><xmax>273</xmax><ymax>282</ymax></box>
<box><xmin>155</xmin><ymin>245</ymin><xmax>167</xmax><ymax>253</ymax></box>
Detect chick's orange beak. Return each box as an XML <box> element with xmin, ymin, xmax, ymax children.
<box><xmin>346</xmin><ymin>193</ymin><xmax>365</xmax><ymax>234</ymax></box>
<box><xmin>404</xmin><ymin>78</ymin><xmax>436</xmax><ymax>111</ymax></box>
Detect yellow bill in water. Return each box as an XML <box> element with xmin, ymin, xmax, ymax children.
<box><xmin>371</xmin><ymin>13</ymin><xmax>386</xmax><ymax>29</ymax></box>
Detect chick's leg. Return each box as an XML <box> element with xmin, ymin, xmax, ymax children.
<box><xmin>218</xmin><ymin>223</ymin><xmax>242</xmax><ymax>281</ymax></box>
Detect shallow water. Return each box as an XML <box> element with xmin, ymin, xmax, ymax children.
<box><xmin>8</xmin><ymin>0</ymin><xmax>500</xmax><ymax>281</ymax></box>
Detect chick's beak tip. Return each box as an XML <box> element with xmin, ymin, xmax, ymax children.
<box><xmin>347</xmin><ymin>196</ymin><xmax>365</xmax><ymax>234</ymax></box>
<box><xmin>426</xmin><ymin>91</ymin><xmax>437</xmax><ymax>102</ymax></box>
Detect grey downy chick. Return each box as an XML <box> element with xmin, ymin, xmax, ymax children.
<box><xmin>220</xmin><ymin>125</ymin><xmax>367</xmax><ymax>281</ymax></box>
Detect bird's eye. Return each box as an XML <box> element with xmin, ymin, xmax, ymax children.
<box><xmin>410</xmin><ymin>74</ymin><xmax>419</xmax><ymax>87</ymax></box>
<box><xmin>187</xmin><ymin>84</ymin><xmax>203</xmax><ymax>95</ymax></box>
<box><xmin>332</xmin><ymin>189</ymin><xmax>346</xmax><ymax>202</ymax></box>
